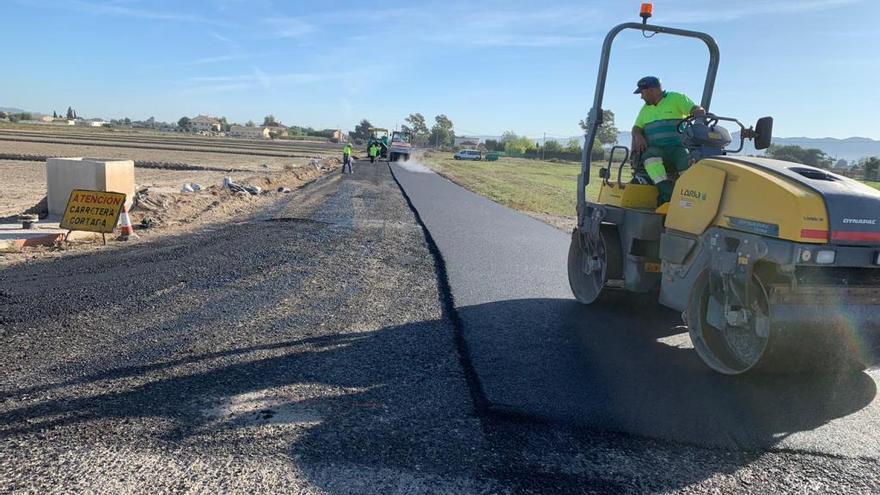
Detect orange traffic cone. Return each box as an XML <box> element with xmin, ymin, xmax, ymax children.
<box><xmin>116</xmin><ymin>204</ymin><xmax>138</xmax><ymax>241</ymax></box>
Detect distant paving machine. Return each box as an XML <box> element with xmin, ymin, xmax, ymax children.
<box><xmin>388</xmin><ymin>130</ymin><xmax>413</xmax><ymax>162</ymax></box>
<box><xmin>569</xmin><ymin>4</ymin><xmax>880</xmax><ymax>374</ymax></box>
<box><xmin>367</xmin><ymin>128</ymin><xmax>389</xmax><ymax>160</ymax></box>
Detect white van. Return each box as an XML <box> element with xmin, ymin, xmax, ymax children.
<box><xmin>453</xmin><ymin>150</ymin><xmax>482</xmax><ymax>161</ymax></box>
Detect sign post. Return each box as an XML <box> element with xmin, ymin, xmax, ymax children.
<box><xmin>59</xmin><ymin>189</ymin><xmax>127</xmax><ymax>245</ymax></box>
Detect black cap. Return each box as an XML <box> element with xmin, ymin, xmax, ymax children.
<box><xmin>634</xmin><ymin>76</ymin><xmax>661</xmax><ymax>94</ymax></box>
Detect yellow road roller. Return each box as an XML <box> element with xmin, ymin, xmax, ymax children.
<box><xmin>569</xmin><ymin>7</ymin><xmax>880</xmax><ymax>374</ymax></box>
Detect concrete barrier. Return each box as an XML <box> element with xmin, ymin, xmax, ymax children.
<box><xmin>46</xmin><ymin>158</ymin><xmax>135</xmax><ymax>215</ymax></box>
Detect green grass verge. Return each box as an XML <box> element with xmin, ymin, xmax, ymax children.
<box><xmin>423</xmin><ymin>152</ymin><xmax>880</xmax><ymax>217</ymax></box>
<box><xmin>421</xmin><ymin>152</ymin><xmax>612</xmax><ymax>218</ymax></box>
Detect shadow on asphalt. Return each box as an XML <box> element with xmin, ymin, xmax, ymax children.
<box><xmin>2</xmin><ymin>165</ymin><xmax>878</xmax><ymax>491</ymax></box>
<box><xmin>457</xmin><ymin>297</ymin><xmax>879</xmax><ymax>452</ymax></box>
<box><xmin>1</xmin><ymin>296</ymin><xmax>876</xmax><ymax>491</ymax></box>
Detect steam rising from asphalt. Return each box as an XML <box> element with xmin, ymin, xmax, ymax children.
<box><xmin>396</xmin><ymin>160</ymin><xmax>432</xmax><ymax>174</ymax></box>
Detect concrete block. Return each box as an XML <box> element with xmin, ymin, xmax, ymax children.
<box><xmin>47</xmin><ymin>158</ymin><xmax>135</xmax><ymax>215</ymax></box>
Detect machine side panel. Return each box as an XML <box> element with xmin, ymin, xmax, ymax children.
<box><xmin>621</xmin><ymin>210</ymin><xmax>665</xmax><ymax>292</ymax></box>
<box><xmin>717</xmin><ymin>157</ymin><xmax>880</xmax><ymax>245</ymax></box>
<box><xmin>659</xmin><ymin>231</ymin><xmax>708</xmax><ymax>311</ymax></box>
<box><xmin>703</xmin><ymin>159</ymin><xmax>829</xmax><ymax>244</ymax></box>
<box><xmin>665</xmin><ymin>163</ymin><xmax>726</xmax><ymax>235</ymax></box>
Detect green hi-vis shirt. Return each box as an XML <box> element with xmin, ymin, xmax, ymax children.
<box><xmin>634</xmin><ymin>91</ymin><xmax>696</xmax><ymax>147</ymax></box>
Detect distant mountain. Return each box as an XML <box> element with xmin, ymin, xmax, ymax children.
<box><xmin>0</xmin><ymin>106</ymin><xmax>47</xmax><ymax>118</ymax></box>
<box><xmin>736</xmin><ymin>136</ymin><xmax>880</xmax><ymax>162</ymax></box>
<box><xmin>582</xmin><ymin>131</ymin><xmax>880</xmax><ymax>162</ymax></box>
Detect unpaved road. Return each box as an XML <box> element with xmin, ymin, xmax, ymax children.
<box><xmin>0</xmin><ymin>140</ymin><xmax>322</xmax><ymax>172</ymax></box>
<box><xmin>1</xmin><ymin>164</ymin><xmax>878</xmax><ymax>493</ymax></box>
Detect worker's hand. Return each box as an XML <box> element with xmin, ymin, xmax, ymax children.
<box><xmin>691</xmin><ymin>106</ymin><xmax>707</xmax><ymax>118</ymax></box>
<box><xmin>632</xmin><ymin>133</ymin><xmax>647</xmax><ymax>154</ymax></box>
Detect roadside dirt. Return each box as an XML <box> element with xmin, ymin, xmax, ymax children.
<box><xmin>0</xmin><ymin>157</ymin><xmax>339</xmax><ymax>267</ymax></box>
<box><xmin>0</xmin><ymin>140</ymin><xmax>332</xmax><ymax>172</ymax></box>
<box><xmin>0</xmin><ymin>160</ymin><xmax>45</xmax><ymax>218</ymax></box>
<box><xmin>523</xmin><ymin>210</ymin><xmax>576</xmax><ymax>232</ymax></box>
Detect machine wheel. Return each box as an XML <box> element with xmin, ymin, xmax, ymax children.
<box><xmin>567</xmin><ymin>225</ymin><xmax>622</xmax><ymax>304</ymax></box>
<box><xmin>687</xmin><ymin>271</ymin><xmax>772</xmax><ymax>375</ymax></box>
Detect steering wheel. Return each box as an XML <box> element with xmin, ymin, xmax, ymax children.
<box><xmin>676</xmin><ymin>114</ymin><xmax>718</xmax><ymax>134</ymax></box>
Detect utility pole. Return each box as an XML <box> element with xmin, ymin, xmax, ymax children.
<box><xmin>542</xmin><ymin>132</ymin><xmax>546</xmax><ymax>161</ymax></box>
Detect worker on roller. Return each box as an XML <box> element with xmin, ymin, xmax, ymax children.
<box><xmin>342</xmin><ymin>142</ymin><xmax>353</xmax><ymax>174</ymax></box>
<box><xmin>631</xmin><ymin>76</ymin><xmax>705</xmax><ymax>203</ymax></box>
<box><xmin>369</xmin><ymin>143</ymin><xmax>379</xmax><ymax>163</ymax></box>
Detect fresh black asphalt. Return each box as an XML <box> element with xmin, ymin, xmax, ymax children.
<box><xmin>391</xmin><ymin>161</ymin><xmax>880</xmax><ymax>459</ymax></box>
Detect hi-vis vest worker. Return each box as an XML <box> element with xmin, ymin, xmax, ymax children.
<box><xmin>631</xmin><ymin>76</ymin><xmax>705</xmax><ymax>204</ymax></box>
<box><xmin>343</xmin><ymin>143</ymin><xmax>352</xmax><ymax>157</ymax></box>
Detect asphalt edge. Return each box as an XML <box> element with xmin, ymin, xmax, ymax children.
<box><xmin>387</xmin><ymin>162</ymin><xmax>491</xmax><ymax>415</ymax></box>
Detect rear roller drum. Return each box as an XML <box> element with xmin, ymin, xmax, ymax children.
<box><xmin>567</xmin><ymin>225</ymin><xmax>622</xmax><ymax>304</ymax></box>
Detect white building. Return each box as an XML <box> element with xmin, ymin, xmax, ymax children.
<box><xmin>229</xmin><ymin>125</ymin><xmax>270</xmax><ymax>139</ymax></box>
<box><xmin>191</xmin><ymin>115</ymin><xmax>221</xmax><ymax>132</ymax></box>
<box><xmin>77</xmin><ymin>118</ymin><xmax>108</xmax><ymax>127</ymax></box>
<box><xmin>454</xmin><ymin>136</ymin><xmax>481</xmax><ymax>147</ymax></box>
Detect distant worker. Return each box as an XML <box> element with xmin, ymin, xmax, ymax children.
<box><xmin>369</xmin><ymin>143</ymin><xmax>379</xmax><ymax>163</ymax></box>
<box><xmin>631</xmin><ymin>76</ymin><xmax>705</xmax><ymax>203</ymax></box>
<box><xmin>342</xmin><ymin>142</ymin><xmax>353</xmax><ymax>174</ymax></box>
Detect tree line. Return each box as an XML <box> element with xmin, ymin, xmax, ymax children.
<box><xmin>763</xmin><ymin>144</ymin><xmax>879</xmax><ymax>181</ymax></box>
<box><xmin>348</xmin><ymin>113</ymin><xmax>456</xmax><ymax>147</ymax></box>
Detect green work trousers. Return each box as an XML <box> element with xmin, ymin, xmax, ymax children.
<box><xmin>641</xmin><ymin>145</ymin><xmax>690</xmax><ymax>204</ymax></box>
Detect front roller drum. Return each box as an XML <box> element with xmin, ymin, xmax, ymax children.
<box><xmin>686</xmin><ymin>272</ymin><xmax>861</xmax><ymax>375</ymax></box>
<box><xmin>687</xmin><ymin>272</ymin><xmax>773</xmax><ymax>375</ymax></box>
<box><xmin>567</xmin><ymin>225</ymin><xmax>622</xmax><ymax>304</ymax></box>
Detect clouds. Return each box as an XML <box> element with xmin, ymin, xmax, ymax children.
<box><xmin>5</xmin><ymin>0</ymin><xmax>873</xmax><ymax>136</ymax></box>
<box><xmin>258</xmin><ymin>4</ymin><xmax>604</xmax><ymax>48</ymax></box>
<box><xmin>27</xmin><ymin>0</ymin><xmax>237</xmax><ymax>27</ymax></box>
<box><xmin>263</xmin><ymin>16</ymin><xmax>316</xmax><ymax>39</ymax></box>
<box><xmin>664</xmin><ymin>0</ymin><xmax>860</xmax><ymax>24</ymax></box>
<box><xmin>177</xmin><ymin>69</ymin><xmax>342</xmax><ymax>93</ymax></box>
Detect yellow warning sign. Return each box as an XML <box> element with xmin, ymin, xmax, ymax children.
<box><xmin>60</xmin><ymin>189</ymin><xmax>126</xmax><ymax>234</ymax></box>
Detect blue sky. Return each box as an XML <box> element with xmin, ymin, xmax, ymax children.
<box><xmin>2</xmin><ymin>0</ymin><xmax>878</xmax><ymax>138</ymax></box>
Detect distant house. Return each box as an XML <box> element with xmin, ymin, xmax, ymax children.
<box><xmin>264</xmin><ymin>122</ymin><xmax>288</xmax><ymax>138</ymax></box>
<box><xmin>35</xmin><ymin>116</ymin><xmax>74</xmax><ymax>126</ymax></box>
<box><xmin>191</xmin><ymin>115</ymin><xmax>221</xmax><ymax>132</ymax></box>
<box><xmin>77</xmin><ymin>118</ymin><xmax>108</xmax><ymax>127</ymax></box>
<box><xmin>454</xmin><ymin>136</ymin><xmax>481</xmax><ymax>147</ymax></box>
<box><xmin>331</xmin><ymin>129</ymin><xmax>345</xmax><ymax>142</ymax></box>
<box><xmin>229</xmin><ymin>125</ymin><xmax>270</xmax><ymax>139</ymax></box>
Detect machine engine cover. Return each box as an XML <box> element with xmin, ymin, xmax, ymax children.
<box><xmin>665</xmin><ymin>163</ymin><xmax>726</xmax><ymax>235</ymax></box>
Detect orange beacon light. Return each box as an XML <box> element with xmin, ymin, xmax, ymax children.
<box><xmin>640</xmin><ymin>3</ymin><xmax>653</xmax><ymax>23</ymax></box>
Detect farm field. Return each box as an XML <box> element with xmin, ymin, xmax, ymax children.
<box><xmin>422</xmin><ymin>151</ymin><xmax>880</xmax><ymax>231</ymax></box>
<box><xmin>0</xmin><ymin>128</ymin><xmax>340</xmax><ymax>264</ymax></box>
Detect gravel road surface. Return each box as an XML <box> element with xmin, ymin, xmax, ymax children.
<box><xmin>2</xmin><ymin>163</ymin><xmax>878</xmax><ymax>493</ymax></box>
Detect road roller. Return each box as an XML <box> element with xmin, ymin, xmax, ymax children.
<box><xmin>569</xmin><ymin>6</ymin><xmax>880</xmax><ymax>374</ymax></box>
